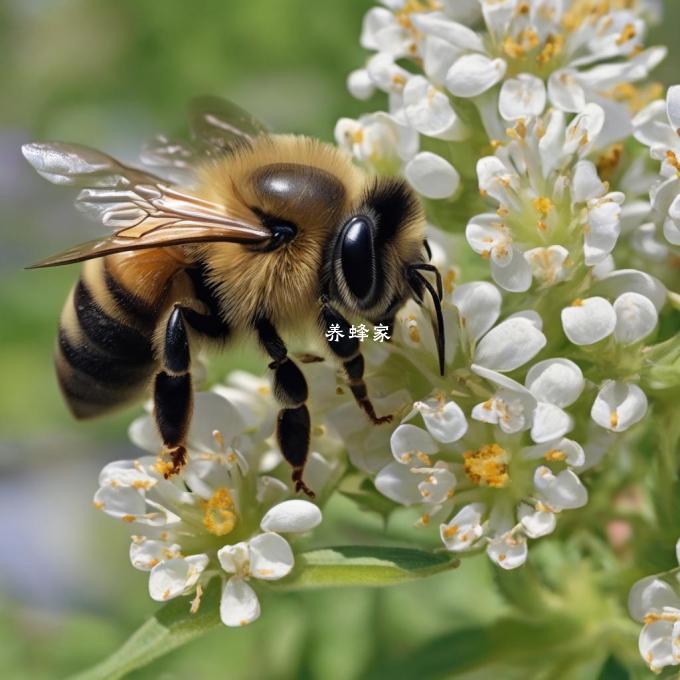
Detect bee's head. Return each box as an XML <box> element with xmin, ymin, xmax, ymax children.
<box><xmin>326</xmin><ymin>177</ymin><xmax>446</xmax><ymax>375</ymax></box>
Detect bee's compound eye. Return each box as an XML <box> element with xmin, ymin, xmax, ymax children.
<box><xmin>340</xmin><ymin>216</ymin><xmax>375</xmax><ymax>302</ymax></box>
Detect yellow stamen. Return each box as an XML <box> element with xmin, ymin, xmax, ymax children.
<box><xmin>463</xmin><ymin>443</ymin><xmax>511</xmax><ymax>488</ymax></box>
<box><xmin>202</xmin><ymin>487</ymin><xmax>237</xmax><ymax>536</ymax></box>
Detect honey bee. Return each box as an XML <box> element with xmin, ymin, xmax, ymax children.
<box><xmin>23</xmin><ymin>97</ymin><xmax>445</xmax><ymax>497</ymax></box>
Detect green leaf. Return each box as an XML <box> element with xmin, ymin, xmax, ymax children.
<box><xmin>71</xmin><ymin>547</ymin><xmax>458</xmax><ymax>680</ymax></box>
<box><xmin>270</xmin><ymin>546</ymin><xmax>459</xmax><ymax>590</ymax></box>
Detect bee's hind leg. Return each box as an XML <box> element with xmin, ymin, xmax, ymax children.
<box><xmin>154</xmin><ymin>304</ymin><xmax>228</xmax><ymax>477</ymax></box>
<box><xmin>255</xmin><ymin>317</ymin><xmax>314</xmax><ymax>498</ymax></box>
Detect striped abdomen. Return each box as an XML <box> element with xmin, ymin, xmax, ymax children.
<box><xmin>55</xmin><ymin>252</ymin><xmax>174</xmax><ymax>419</ymax></box>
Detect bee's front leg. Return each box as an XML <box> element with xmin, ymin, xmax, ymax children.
<box><xmin>255</xmin><ymin>317</ymin><xmax>314</xmax><ymax>498</ymax></box>
<box><xmin>319</xmin><ymin>302</ymin><xmax>393</xmax><ymax>426</ymax></box>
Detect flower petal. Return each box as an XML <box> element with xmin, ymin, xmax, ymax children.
<box><xmin>446</xmin><ymin>54</ymin><xmax>506</xmax><ymax>98</ymax></box>
<box><xmin>499</xmin><ymin>74</ymin><xmax>546</xmax><ymax>120</ymax></box>
<box><xmin>440</xmin><ymin>503</ymin><xmax>485</xmax><ymax>551</ymax></box>
<box><xmin>451</xmin><ymin>281</ymin><xmax>501</xmax><ymax>341</ymax></box>
<box><xmin>375</xmin><ymin>461</ymin><xmax>423</xmax><ymax>505</ymax></box>
<box><xmin>613</xmin><ymin>292</ymin><xmax>658</xmax><ymax>344</ymax></box>
<box><xmin>390</xmin><ymin>424</ymin><xmax>438</xmax><ymax>463</ymax></box>
<box><xmin>486</xmin><ymin>532</ymin><xmax>528</xmax><ymax>570</ymax></box>
<box><xmin>475</xmin><ymin>318</ymin><xmax>546</xmax><ymax>372</ymax></box>
<box><xmin>405</xmin><ymin>151</ymin><xmax>460</xmax><ymax>199</ymax></box>
<box><xmin>518</xmin><ymin>503</ymin><xmax>556</xmax><ymax>539</ymax></box>
<box><xmin>531</xmin><ymin>402</ymin><xmax>573</xmax><ymax>443</ymax></box>
<box><xmin>414</xmin><ymin>398</ymin><xmax>468</xmax><ymax>443</ymax></box>
<box><xmin>148</xmin><ymin>555</ymin><xmax>208</xmax><ymax>602</ymax></box>
<box><xmin>248</xmin><ymin>533</ymin><xmax>294</xmax><ymax>580</ymax></box>
<box><xmin>260</xmin><ymin>500</ymin><xmax>322</xmax><ymax>533</ymax></box>
<box><xmin>525</xmin><ymin>359</ymin><xmax>585</xmax><ymax>408</ymax></box>
<box><xmin>533</xmin><ymin>467</ymin><xmax>588</xmax><ymax>510</ymax></box>
<box><xmin>220</xmin><ymin>577</ymin><xmax>261</xmax><ymax>627</ymax></box>
<box><xmin>629</xmin><ymin>576</ymin><xmax>680</xmax><ymax>622</ymax></box>
<box><xmin>561</xmin><ymin>297</ymin><xmax>616</xmax><ymax>345</ymax></box>
<box><xmin>591</xmin><ymin>381</ymin><xmax>648</xmax><ymax>432</ymax></box>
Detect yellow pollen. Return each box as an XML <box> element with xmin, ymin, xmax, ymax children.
<box><xmin>537</xmin><ymin>220</ymin><xmax>548</xmax><ymax>232</ymax></box>
<box><xmin>257</xmin><ymin>568</ymin><xmax>274</xmax><ymax>577</ymax></box>
<box><xmin>644</xmin><ymin>611</ymin><xmax>680</xmax><ymax>625</ymax></box>
<box><xmin>163</xmin><ymin>589</ymin><xmax>171</xmax><ymax>600</ymax></box>
<box><xmin>533</xmin><ymin>196</ymin><xmax>554</xmax><ymax>216</ymax></box>
<box><xmin>400</xmin><ymin>452</ymin><xmax>413</xmax><ymax>464</ymax></box>
<box><xmin>616</xmin><ymin>23</ymin><xmax>636</xmax><ymax>46</ymax></box>
<box><xmin>93</xmin><ymin>501</ymin><xmax>104</xmax><ymax>510</ymax></box>
<box><xmin>667</xmin><ymin>150</ymin><xmax>680</xmax><ymax>176</ymax></box>
<box><xmin>148</xmin><ymin>558</ymin><xmax>160</xmax><ymax>568</ymax></box>
<box><xmin>498</xmin><ymin>553</ymin><xmax>507</xmax><ymax>562</ymax></box>
<box><xmin>190</xmin><ymin>583</ymin><xmax>203</xmax><ymax>614</ymax></box>
<box><xmin>497</xmin><ymin>206</ymin><xmax>510</xmax><ymax>217</ymax></box>
<box><xmin>351</xmin><ymin>129</ymin><xmax>364</xmax><ymax>145</ymax></box>
<box><xmin>153</xmin><ymin>458</ymin><xmax>175</xmax><ymax>477</ymax></box>
<box><xmin>443</xmin><ymin>269</ymin><xmax>456</xmax><ymax>295</ymax></box>
<box><xmin>420</xmin><ymin>513</ymin><xmax>430</xmax><ymax>526</ymax></box>
<box><xmin>408</xmin><ymin>325</ymin><xmax>421</xmax><ymax>343</ymax></box>
<box><xmin>571</xmin><ymin>298</ymin><xmax>584</xmax><ymax>307</ymax></box>
<box><xmin>544</xmin><ymin>449</ymin><xmax>567</xmax><ymax>462</ymax></box>
<box><xmin>443</xmin><ymin>523</ymin><xmax>459</xmax><ymax>539</ymax></box>
<box><xmin>131</xmin><ymin>479</ymin><xmax>152</xmax><ymax>490</ymax></box>
<box><xmin>392</xmin><ymin>74</ymin><xmax>407</xmax><ymax>88</ymax></box>
<box><xmin>202</xmin><ymin>487</ymin><xmax>237</xmax><ymax>536</ymax></box>
<box><xmin>122</xmin><ymin>514</ymin><xmax>136</xmax><ymax>523</ymax></box>
<box><xmin>416</xmin><ymin>451</ymin><xmax>432</xmax><ymax>466</ymax></box>
<box><xmin>503</xmin><ymin>36</ymin><xmax>525</xmax><ymax>60</ymax></box>
<box><xmin>256</xmin><ymin>385</ymin><xmax>270</xmax><ymax>396</ymax></box>
<box><xmin>516</xmin><ymin>1</ymin><xmax>530</xmax><ymax>15</ymax></box>
<box><xmin>463</xmin><ymin>444</ymin><xmax>510</xmax><ymax>488</ymax></box>
<box><xmin>536</xmin><ymin>34</ymin><xmax>563</xmax><ymax>64</ymax></box>
<box><xmin>610</xmin><ymin>411</ymin><xmax>619</xmax><ymax>428</ymax></box>
<box><xmin>336</xmin><ymin>386</ymin><xmax>345</xmax><ymax>395</ymax></box>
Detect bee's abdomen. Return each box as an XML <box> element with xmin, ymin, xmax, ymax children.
<box><xmin>56</xmin><ymin>260</ymin><xmax>159</xmax><ymax>419</ymax></box>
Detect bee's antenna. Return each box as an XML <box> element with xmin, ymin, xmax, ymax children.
<box><xmin>408</xmin><ymin>265</ymin><xmax>446</xmax><ymax>377</ymax></box>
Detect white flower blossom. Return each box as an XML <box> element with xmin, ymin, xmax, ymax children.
<box><xmin>629</xmin><ymin>539</ymin><xmax>680</xmax><ymax>672</ymax></box>
<box><xmin>95</xmin><ymin>385</ymin><xmax>325</xmax><ymax>627</ymax></box>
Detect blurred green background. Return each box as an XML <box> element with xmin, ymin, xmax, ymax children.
<box><xmin>1</xmin><ymin>1</ymin><xmax>679</xmax><ymax>678</ymax></box>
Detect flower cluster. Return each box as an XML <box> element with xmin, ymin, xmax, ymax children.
<box><xmin>338</xmin><ymin>1</ymin><xmax>679</xmax><ymax>672</ymax></box>
<box><xmin>94</xmin><ymin>382</ymin><xmax>333</xmax><ymax>627</ymax></box>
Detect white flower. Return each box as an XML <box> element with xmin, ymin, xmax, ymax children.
<box><xmin>375</xmin><ymin>388</ymin><xmax>588</xmax><ymax>569</ymax></box>
<box><xmin>634</xmin><ymin>86</ymin><xmax>680</xmax><ymax>247</ymax></box>
<box><xmin>591</xmin><ymin>381</ymin><xmax>648</xmax><ymax>433</ymax></box>
<box><xmin>405</xmin><ymin>151</ymin><xmax>460</xmax><ymax>199</ymax></box>
<box><xmin>467</xmin><ymin>110</ymin><xmax>625</xmax><ymax>292</ymax></box>
<box><xmin>629</xmin><ymin>538</ymin><xmax>680</xmax><ymax>672</ymax></box>
<box><xmin>95</xmin><ymin>386</ymin><xmax>325</xmax><ymax>627</ymax></box>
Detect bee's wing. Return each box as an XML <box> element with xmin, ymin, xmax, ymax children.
<box><xmin>188</xmin><ymin>96</ymin><xmax>269</xmax><ymax>152</ymax></box>
<box><xmin>22</xmin><ymin>141</ymin><xmax>270</xmax><ymax>268</ymax></box>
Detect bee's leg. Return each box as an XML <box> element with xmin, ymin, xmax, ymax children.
<box><xmin>320</xmin><ymin>302</ymin><xmax>393</xmax><ymax>426</ymax></box>
<box><xmin>255</xmin><ymin>318</ymin><xmax>314</xmax><ymax>498</ymax></box>
<box><xmin>154</xmin><ymin>304</ymin><xmax>227</xmax><ymax>477</ymax></box>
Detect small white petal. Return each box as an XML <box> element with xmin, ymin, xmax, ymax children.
<box><xmin>613</xmin><ymin>292</ymin><xmax>658</xmax><ymax>344</ymax></box>
<box><xmin>518</xmin><ymin>503</ymin><xmax>556</xmax><ymax>539</ymax></box>
<box><xmin>347</xmin><ymin>69</ymin><xmax>375</xmax><ymax>100</ymax></box>
<box><xmin>629</xmin><ymin>577</ymin><xmax>680</xmax><ymax>622</ymax></box>
<box><xmin>524</xmin><ymin>246</ymin><xmax>571</xmax><ymax>286</ymax></box>
<box><xmin>375</xmin><ymin>462</ymin><xmax>422</xmax><ymax>505</ymax></box>
<box><xmin>217</xmin><ymin>542</ymin><xmax>249</xmax><ymax>575</ymax></box>
<box><xmin>390</xmin><ymin>424</ymin><xmax>438</xmax><ymax>463</ymax></box>
<box><xmin>522</xmin><ymin>438</ymin><xmax>586</xmax><ymax>468</ymax></box>
<box><xmin>260</xmin><ymin>500</ymin><xmax>322</xmax><ymax>534</ymax></box>
<box><xmin>451</xmin><ymin>281</ymin><xmax>501</xmax><ymax>341</ymax></box>
<box><xmin>475</xmin><ymin>318</ymin><xmax>546</xmax><ymax>372</ymax></box>
<box><xmin>667</xmin><ymin>85</ymin><xmax>680</xmax><ymax>132</ymax></box>
<box><xmin>533</xmin><ymin>467</ymin><xmax>588</xmax><ymax>510</ymax></box>
<box><xmin>525</xmin><ymin>359</ymin><xmax>585</xmax><ymax>408</ymax></box>
<box><xmin>572</xmin><ymin>161</ymin><xmax>605</xmax><ymax>203</ymax></box>
<box><xmin>148</xmin><ymin>555</ymin><xmax>208</xmax><ymax>602</ymax></box>
<box><xmin>486</xmin><ymin>532</ymin><xmax>528</xmax><ymax>570</ymax></box>
<box><xmin>548</xmin><ymin>69</ymin><xmax>586</xmax><ymax>112</ymax></box>
<box><xmin>491</xmin><ymin>248</ymin><xmax>533</xmax><ymax>292</ymax></box>
<box><xmin>248</xmin><ymin>533</ymin><xmax>294</xmax><ymax>580</ymax></box>
<box><xmin>561</xmin><ymin>297</ymin><xmax>616</xmax><ymax>345</ymax></box>
<box><xmin>499</xmin><ymin>74</ymin><xmax>546</xmax><ymax>120</ymax></box>
<box><xmin>446</xmin><ymin>54</ymin><xmax>506</xmax><ymax>98</ymax></box>
<box><xmin>130</xmin><ymin>539</ymin><xmax>180</xmax><ymax>571</ymax></box>
<box><xmin>220</xmin><ymin>577</ymin><xmax>261</xmax><ymax>627</ymax></box>
<box><xmin>531</xmin><ymin>403</ymin><xmax>573</xmax><ymax>443</ymax></box>
<box><xmin>415</xmin><ymin>399</ymin><xmax>468</xmax><ymax>443</ymax></box>
<box><xmin>639</xmin><ymin>619</ymin><xmax>677</xmax><ymax>672</ymax></box>
<box><xmin>405</xmin><ymin>152</ymin><xmax>460</xmax><ymax>199</ymax></box>
<box><xmin>128</xmin><ymin>416</ymin><xmax>161</xmax><ymax>453</ymax></box>
<box><xmin>411</xmin><ymin>13</ymin><xmax>484</xmax><ymax>52</ymax></box>
<box><xmin>440</xmin><ymin>503</ymin><xmax>485</xmax><ymax>551</ymax></box>
<box><xmin>591</xmin><ymin>381</ymin><xmax>648</xmax><ymax>432</ymax></box>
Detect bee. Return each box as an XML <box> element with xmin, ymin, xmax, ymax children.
<box><xmin>23</xmin><ymin>97</ymin><xmax>445</xmax><ymax>497</ymax></box>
